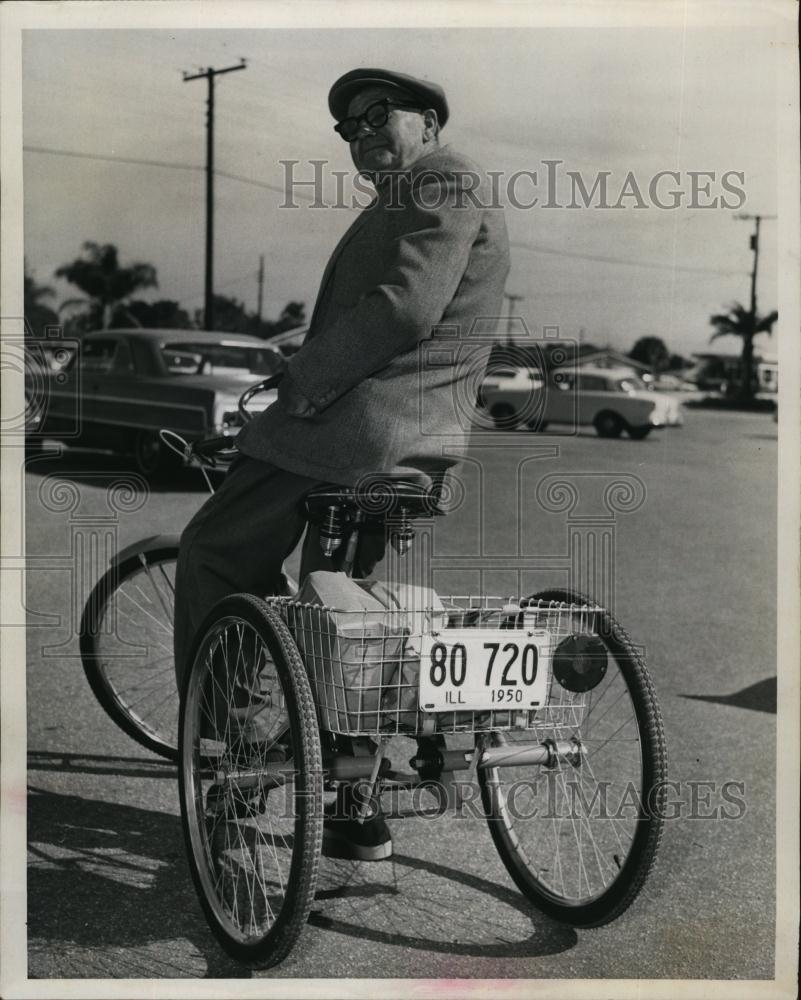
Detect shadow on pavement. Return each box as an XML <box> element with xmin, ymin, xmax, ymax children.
<box><xmin>310</xmin><ymin>849</ymin><xmax>577</xmax><ymax>959</ymax></box>
<box><xmin>27</xmin><ymin>750</ymin><xmax>177</xmax><ymax>781</ymax></box>
<box><xmin>27</xmin><ymin>785</ymin><xmax>251</xmax><ymax>979</ymax></box>
<box><xmin>28</xmin><ymin>783</ymin><xmax>576</xmax><ymax>977</ymax></box>
<box><xmin>680</xmin><ymin>676</ymin><xmax>776</xmax><ymax>714</ymax></box>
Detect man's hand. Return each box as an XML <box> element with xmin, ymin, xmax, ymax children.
<box><xmin>278</xmin><ymin>370</ymin><xmax>317</xmax><ymax>418</ymax></box>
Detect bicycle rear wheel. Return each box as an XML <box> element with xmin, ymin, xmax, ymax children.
<box><xmin>479</xmin><ymin>589</ymin><xmax>667</xmax><ymax>926</ymax></box>
<box><xmin>178</xmin><ymin>594</ymin><xmax>323</xmax><ymax>967</ymax></box>
<box><xmin>80</xmin><ymin>543</ymin><xmax>179</xmax><ymax>760</ymax></box>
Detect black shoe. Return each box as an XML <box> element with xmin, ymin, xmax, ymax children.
<box><xmin>206</xmin><ymin>779</ymin><xmax>265</xmax><ymax>822</ymax></box>
<box><xmin>323</xmin><ymin>785</ymin><xmax>392</xmax><ymax>861</ymax></box>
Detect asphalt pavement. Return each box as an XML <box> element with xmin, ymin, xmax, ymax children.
<box><xmin>19</xmin><ymin>406</ymin><xmax>779</xmax><ymax>984</ymax></box>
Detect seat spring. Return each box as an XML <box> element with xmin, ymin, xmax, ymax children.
<box><xmin>319</xmin><ymin>504</ymin><xmax>344</xmax><ymax>556</ymax></box>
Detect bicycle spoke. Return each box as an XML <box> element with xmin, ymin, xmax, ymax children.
<box><xmin>182</xmin><ymin>607</ymin><xmax>320</xmax><ymax>954</ymax></box>
<box><xmin>479</xmin><ymin>598</ymin><xmax>663</xmax><ymax>916</ymax></box>
<box><xmin>87</xmin><ymin>553</ymin><xmax>179</xmax><ymax>756</ymax></box>
<box><xmin>115</xmin><ymin>587</ymin><xmax>173</xmax><ymax>636</ymax></box>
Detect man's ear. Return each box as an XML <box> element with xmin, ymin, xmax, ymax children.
<box><xmin>422</xmin><ymin>109</ymin><xmax>440</xmax><ymax>142</ymax></box>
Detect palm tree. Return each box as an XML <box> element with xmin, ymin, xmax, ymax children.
<box><xmin>709</xmin><ymin>301</ymin><xmax>778</xmax><ymax>400</ymax></box>
<box><xmin>55</xmin><ymin>242</ymin><xmax>157</xmax><ymax>334</ymax></box>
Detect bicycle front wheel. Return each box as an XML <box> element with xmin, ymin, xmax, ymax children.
<box><xmin>178</xmin><ymin>594</ymin><xmax>323</xmax><ymax>967</ymax></box>
<box><xmin>80</xmin><ymin>543</ymin><xmax>179</xmax><ymax>760</ymax></box>
<box><xmin>479</xmin><ymin>590</ymin><xmax>667</xmax><ymax>926</ymax></box>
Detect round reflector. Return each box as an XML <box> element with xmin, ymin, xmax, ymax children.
<box><xmin>553</xmin><ymin>633</ymin><xmax>608</xmax><ymax>692</ymax></box>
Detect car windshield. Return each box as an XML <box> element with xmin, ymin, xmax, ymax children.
<box><xmin>79</xmin><ymin>338</ymin><xmax>126</xmax><ymax>373</ymax></box>
<box><xmin>162</xmin><ymin>343</ymin><xmax>281</xmax><ymax>380</ymax></box>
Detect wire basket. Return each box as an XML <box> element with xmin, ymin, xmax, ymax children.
<box><xmin>269</xmin><ymin>595</ymin><xmax>604</xmax><ymax>738</ymax></box>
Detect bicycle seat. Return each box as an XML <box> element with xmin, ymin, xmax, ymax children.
<box><xmin>305</xmin><ymin>472</ymin><xmax>443</xmax><ymax>522</ymax></box>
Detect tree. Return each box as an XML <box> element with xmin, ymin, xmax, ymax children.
<box><xmin>126</xmin><ymin>299</ymin><xmax>194</xmax><ymax>330</ymax></box>
<box><xmin>24</xmin><ymin>262</ymin><xmax>59</xmax><ymax>337</ymax></box>
<box><xmin>55</xmin><ymin>242</ymin><xmax>158</xmax><ymax>334</ymax></box>
<box><xmin>242</xmin><ymin>300</ymin><xmax>307</xmax><ymax>340</ymax></box>
<box><xmin>667</xmin><ymin>353</ymin><xmax>691</xmax><ymax>371</ymax></box>
<box><xmin>709</xmin><ymin>301</ymin><xmax>778</xmax><ymax>400</ymax></box>
<box><xmin>273</xmin><ymin>301</ymin><xmax>307</xmax><ymax>333</ymax></box>
<box><xmin>193</xmin><ymin>294</ymin><xmax>250</xmax><ymax>333</ymax></box>
<box><xmin>629</xmin><ymin>336</ymin><xmax>669</xmax><ymax>373</ymax></box>
<box><xmin>193</xmin><ymin>296</ymin><xmax>308</xmax><ymax>338</ymax></box>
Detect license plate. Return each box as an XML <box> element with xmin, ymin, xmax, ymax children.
<box><xmin>418</xmin><ymin>628</ymin><xmax>551</xmax><ymax>712</ymax></box>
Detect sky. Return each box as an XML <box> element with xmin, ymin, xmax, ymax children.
<box><xmin>21</xmin><ymin>21</ymin><xmax>782</xmax><ymax>359</ymax></box>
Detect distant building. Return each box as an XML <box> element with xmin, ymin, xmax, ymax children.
<box><xmin>690</xmin><ymin>351</ymin><xmax>778</xmax><ymax>393</ymax></box>
<box><xmin>757</xmin><ymin>358</ymin><xmax>778</xmax><ymax>392</ymax></box>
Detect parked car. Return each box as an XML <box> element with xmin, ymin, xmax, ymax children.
<box><xmin>479</xmin><ymin>364</ymin><xmax>683</xmax><ymax>439</ymax></box>
<box><xmin>22</xmin><ymin>340</ymin><xmax>69</xmax><ymax>435</ymax></box>
<box><xmin>27</xmin><ymin>328</ymin><xmax>284</xmax><ymax>476</ymax></box>
<box><xmin>477</xmin><ymin>364</ymin><xmax>544</xmax><ymax>409</ymax></box>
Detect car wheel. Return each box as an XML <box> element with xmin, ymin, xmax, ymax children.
<box><xmin>628</xmin><ymin>425</ymin><xmax>652</xmax><ymax>440</ymax></box>
<box><xmin>490</xmin><ymin>403</ymin><xmax>519</xmax><ymax>430</ymax></box>
<box><xmin>594</xmin><ymin>412</ymin><xmax>624</xmax><ymax>438</ymax></box>
<box><xmin>133</xmin><ymin>430</ymin><xmax>174</xmax><ymax>479</ymax></box>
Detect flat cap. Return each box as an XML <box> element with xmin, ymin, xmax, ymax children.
<box><xmin>328</xmin><ymin>67</ymin><xmax>449</xmax><ymax>128</ymax></box>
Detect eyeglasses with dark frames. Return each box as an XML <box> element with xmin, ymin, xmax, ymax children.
<box><xmin>334</xmin><ymin>98</ymin><xmax>424</xmax><ymax>143</ymax></box>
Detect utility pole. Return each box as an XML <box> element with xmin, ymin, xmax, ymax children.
<box><xmin>734</xmin><ymin>213</ymin><xmax>776</xmax><ymax>394</ymax></box>
<box><xmin>734</xmin><ymin>212</ymin><xmax>777</xmax><ymax>323</ymax></box>
<box><xmin>257</xmin><ymin>254</ymin><xmax>265</xmax><ymax>323</ymax></box>
<box><xmin>183</xmin><ymin>59</ymin><xmax>247</xmax><ymax>330</ymax></box>
<box><xmin>503</xmin><ymin>292</ymin><xmax>524</xmax><ymax>346</ymax></box>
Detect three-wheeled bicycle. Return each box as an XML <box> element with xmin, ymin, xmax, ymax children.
<box><xmin>79</xmin><ymin>375</ymin><xmax>667</xmax><ymax>969</ymax></box>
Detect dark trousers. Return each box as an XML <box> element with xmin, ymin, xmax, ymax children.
<box><xmin>173</xmin><ymin>455</ymin><xmax>385</xmax><ymax>690</ymax></box>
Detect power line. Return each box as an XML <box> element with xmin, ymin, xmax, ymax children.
<box><xmin>215</xmin><ymin>167</ymin><xmax>293</xmax><ymax>197</ymax></box>
<box><xmin>23</xmin><ymin>145</ymin><xmax>318</xmax><ymax>201</ymax></box>
<box><xmin>25</xmin><ymin>145</ymin><xmax>748</xmax><ymax>277</ymax></box>
<box><xmin>23</xmin><ymin>144</ymin><xmax>203</xmax><ymax>175</ymax></box>
<box><xmin>509</xmin><ymin>240</ymin><xmax>747</xmax><ymax>276</ymax></box>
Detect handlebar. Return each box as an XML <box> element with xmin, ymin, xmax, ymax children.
<box><xmin>238</xmin><ymin>373</ymin><xmax>283</xmax><ymax>424</ymax></box>
<box><xmin>159</xmin><ymin>371</ymin><xmax>284</xmax><ymax>488</ymax></box>
<box><xmin>191</xmin><ymin>435</ymin><xmax>239</xmax><ymax>459</ymax></box>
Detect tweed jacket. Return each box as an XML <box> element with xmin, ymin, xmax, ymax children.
<box><xmin>237</xmin><ymin>144</ymin><xmax>510</xmax><ymax>487</ymax></box>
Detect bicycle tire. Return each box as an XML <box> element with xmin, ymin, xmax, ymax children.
<box><xmin>479</xmin><ymin>588</ymin><xmax>667</xmax><ymax>927</ymax></box>
<box><xmin>178</xmin><ymin>593</ymin><xmax>323</xmax><ymax>967</ymax></box>
<box><xmin>79</xmin><ymin>544</ymin><xmax>180</xmax><ymax>760</ymax></box>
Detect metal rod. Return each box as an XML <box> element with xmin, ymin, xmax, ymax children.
<box><xmin>356</xmin><ymin>740</ymin><xmax>387</xmax><ymax>824</ymax></box>
<box><xmin>218</xmin><ymin>738</ymin><xmax>582</xmax><ymax>794</ymax></box>
<box><xmin>323</xmin><ymin>755</ymin><xmax>386</xmax><ymax>780</ymax></box>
